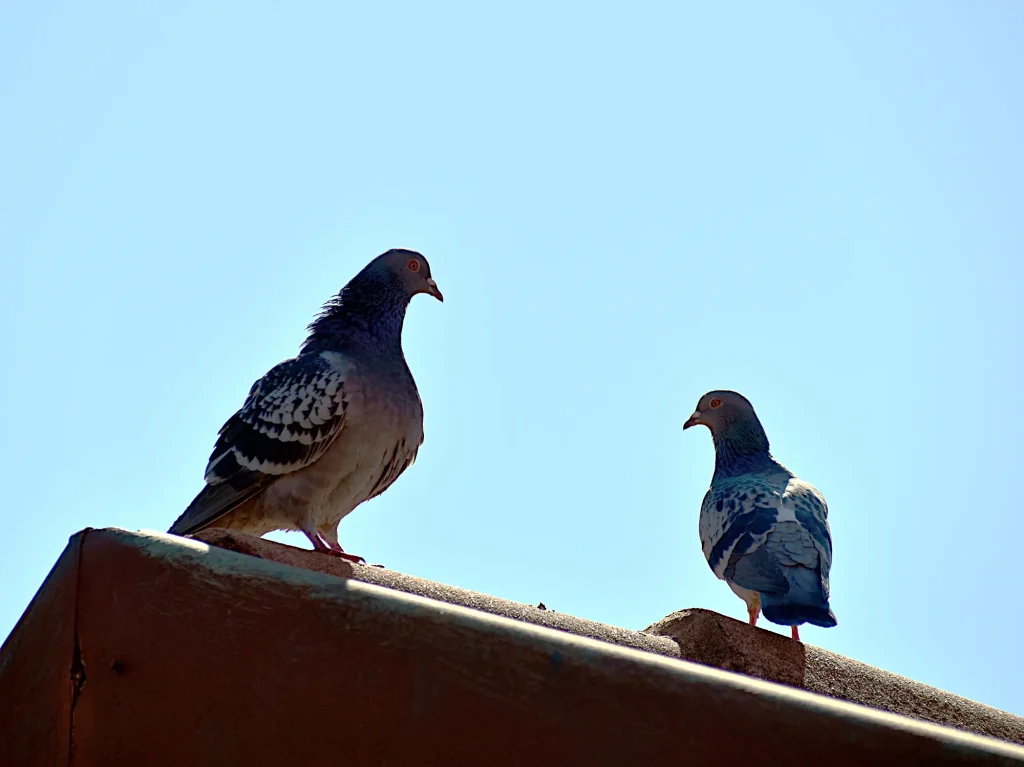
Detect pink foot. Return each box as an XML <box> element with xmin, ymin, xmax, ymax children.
<box><xmin>325</xmin><ymin>540</ymin><xmax>369</xmax><ymax>566</ymax></box>
<box><xmin>329</xmin><ymin>549</ymin><xmax>368</xmax><ymax>565</ymax></box>
<box><xmin>302</xmin><ymin>530</ymin><xmax>378</xmax><ymax>566</ymax></box>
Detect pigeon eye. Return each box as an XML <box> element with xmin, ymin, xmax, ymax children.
<box><xmin>709</xmin><ymin>398</ymin><xmax>722</xmax><ymax>408</ymax></box>
<box><xmin>407</xmin><ymin>259</ymin><xmax>421</xmax><ymax>272</ymax></box>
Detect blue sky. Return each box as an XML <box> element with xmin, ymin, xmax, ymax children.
<box><xmin>2</xmin><ymin>2</ymin><xmax>1022</xmax><ymax>715</ymax></box>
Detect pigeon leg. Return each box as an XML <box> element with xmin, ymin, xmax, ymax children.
<box><xmin>325</xmin><ymin>540</ymin><xmax>367</xmax><ymax>565</ymax></box>
<box><xmin>746</xmin><ymin>593</ymin><xmax>761</xmax><ymax>627</ymax></box>
<box><xmin>791</xmin><ymin>626</ymin><xmax>801</xmax><ymax>641</ymax></box>
<box><xmin>318</xmin><ymin>525</ymin><xmax>367</xmax><ymax>565</ymax></box>
<box><xmin>300</xmin><ymin>527</ymin><xmax>333</xmax><ymax>554</ymax></box>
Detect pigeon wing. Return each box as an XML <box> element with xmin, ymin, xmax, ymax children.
<box><xmin>699</xmin><ymin>477</ymin><xmax>789</xmax><ymax>593</ymax></box>
<box><xmin>168</xmin><ymin>352</ymin><xmax>352</xmax><ymax>535</ymax></box>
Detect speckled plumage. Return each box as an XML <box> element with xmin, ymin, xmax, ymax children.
<box><xmin>684</xmin><ymin>390</ymin><xmax>836</xmax><ymax>638</ymax></box>
<box><xmin>169</xmin><ymin>248</ymin><xmax>442</xmax><ymax>560</ymax></box>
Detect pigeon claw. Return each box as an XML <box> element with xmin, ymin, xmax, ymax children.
<box><xmin>328</xmin><ymin>550</ymin><xmax>367</xmax><ymax>565</ymax></box>
<box><xmin>314</xmin><ymin>535</ymin><xmax>369</xmax><ymax>565</ymax></box>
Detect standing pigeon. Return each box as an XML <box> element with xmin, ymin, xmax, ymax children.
<box><xmin>168</xmin><ymin>248</ymin><xmax>443</xmax><ymax>563</ymax></box>
<box><xmin>683</xmin><ymin>390</ymin><xmax>836</xmax><ymax>641</ymax></box>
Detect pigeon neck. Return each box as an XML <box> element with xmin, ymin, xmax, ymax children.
<box><xmin>301</xmin><ymin>275</ymin><xmax>410</xmax><ymax>356</ymax></box>
<box><xmin>712</xmin><ymin>417</ymin><xmax>775</xmax><ymax>480</ymax></box>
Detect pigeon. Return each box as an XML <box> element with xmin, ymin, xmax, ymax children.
<box><xmin>168</xmin><ymin>248</ymin><xmax>443</xmax><ymax>563</ymax></box>
<box><xmin>683</xmin><ymin>390</ymin><xmax>836</xmax><ymax>641</ymax></box>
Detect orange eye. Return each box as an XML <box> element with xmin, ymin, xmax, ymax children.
<box><xmin>407</xmin><ymin>259</ymin><xmax>420</xmax><ymax>272</ymax></box>
<box><xmin>709</xmin><ymin>398</ymin><xmax>722</xmax><ymax>408</ymax></box>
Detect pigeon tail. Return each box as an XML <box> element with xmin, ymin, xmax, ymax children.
<box><xmin>759</xmin><ymin>565</ymin><xmax>838</xmax><ymax>628</ymax></box>
<box><xmin>168</xmin><ymin>474</ymin><xmax>266</xmax><ymax>537</ymax></box>
<box><xmin>761</xmin><ymin>599</ymin><xmax>837</xmax><ymax>628</ymax></box>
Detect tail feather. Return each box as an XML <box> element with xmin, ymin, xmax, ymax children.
<box><xmin>759</xmin><ymin>565</ymin><xmax>837</xmax><ymax>628</ymax></box>
<box><xmin>168</xmin><ymin>475</ymin><xmax>266</xmax><ymax>537</ymax></box>
<box><xmin>761</xmin><ymin>600</ymin><xmax>837</xmax><ymax>628</ymax></box>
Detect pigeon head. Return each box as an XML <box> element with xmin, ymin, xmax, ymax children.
<box><xmin>683</xmin><ymin>390</ymin><xmax>758</xmax><ymax>433</ymax></box>
<box><xmin>302</xmin><ymin>248</ymin><xmax>442</xmax><ymax>354</ymax></box>
<box><xmin>368</xmin><ymin>248</ymin><xmax>444</xmax><ymax>303</ymax></box>
<box><xmin>684</xmin><ymin>390</ymin><xmax>774</xmax><ymax>478</ymax></box>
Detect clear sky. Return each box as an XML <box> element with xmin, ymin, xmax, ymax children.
<box><xmin>2</xmin><ymin>1</ymin><xmax>1022</xmax><ymax>715</ymax></box>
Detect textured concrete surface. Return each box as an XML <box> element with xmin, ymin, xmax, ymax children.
<box><xmin>647</xmin><ymin>609</ymin><xmax>1024</xmax><ymax>747</ymax></box>
<box><xmin>4</xmin><ymin>527</ymin><xmax>1023</xmax><ymax>766</ymax></box>
<box><xmin>187</xmin><ymin>528</ymin><xmax>1024</xmax><ymax>746</ymax></box>
<box><xmin>188</xmin><ymin>527</ymin><xmax>680</xmax><ymax>659</ymax></box>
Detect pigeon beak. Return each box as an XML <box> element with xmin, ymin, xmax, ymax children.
<box><xmin>425</xmin><ymin>277</ymin><xmax>444</xmax><ymax>302</ymax></box>
<box><xmin>683</xmin><ymin>412</ymin><xmax>702</xmax><ymax>430</ymax></box>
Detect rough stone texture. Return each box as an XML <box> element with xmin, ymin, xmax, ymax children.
<box><xmin>6</xmin><ymin>528</ymin><xmax>1024</xmax><ymax>766</ymax></box>
<box><xmin>647</xmin><ymin>609</ymin><xmax>1024</xmax><ymax>747</ymax></box>
<box><xmin>188</xmin><ymin>528</ymin><xmax>1024</xmax><ymax>746</ymax></box>
<box><xmin>188</xmin><ymin>527</ymin><xmax>680</xmax><ymax>658</ymax></box>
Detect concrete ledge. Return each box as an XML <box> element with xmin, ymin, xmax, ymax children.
<box><xmin>2</xmin><ymin>528</ymin><xmax>1022</xmax><ymax>766</ymax></box>
<box><xmin>191</xmin><ymin>528</ymin><xmax>1024</xmax><ymax>746</ymax></box>
<box><xmin>189</xmin><ymin>528</ymin><xmax>680</xmax><ymax>659</ymax></box>
<box><xmin>647</xmin><ymin>609</ymin><xmax>1024</xmax><ymax>747</ymax></box>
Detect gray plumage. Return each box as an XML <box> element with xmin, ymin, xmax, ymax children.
<box><xmin>683</xmin><ymin>390</ymin><xmax>836</xmax><ymax>638</ymax></box>
<box><xmin>168</xmin><ymin>248</ymin><xmax>443</xmax><ymax>560</ymax></box>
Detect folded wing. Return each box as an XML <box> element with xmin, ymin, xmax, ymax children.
<box><xmin>169</xmin><ymin>352</ymin><xmax>351</xmax><ymax>536</ymax></box>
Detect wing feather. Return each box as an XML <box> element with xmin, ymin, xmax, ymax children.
<box><xmin>169</xmin><ymin>352</ymin><xmax>352</xmax><ymax>535</ymax></box>
<box><xmin>698</xmin><ymin>473</ymin><xmax>832</xmax><ymax>597</ymax></box>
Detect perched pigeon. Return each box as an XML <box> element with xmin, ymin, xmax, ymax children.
<box><xmin>683</xmin><ymin>390</ymin><xmax>836</xmax><ymax>641</ymax></box>
<box><xmin>168</xmin><ymin>248</ymin><xmax>443</xmax><ymax>562</ymax></box>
